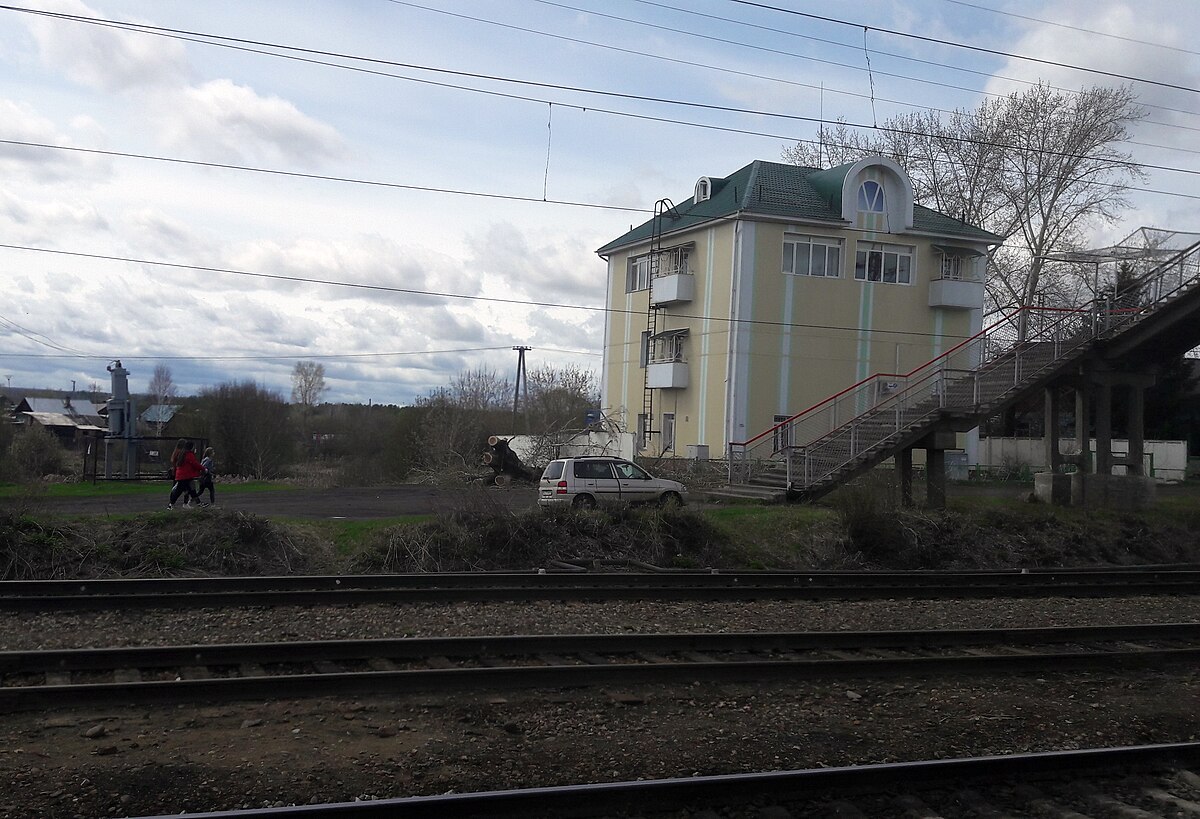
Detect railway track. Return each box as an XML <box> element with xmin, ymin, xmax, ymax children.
<box><xmin>125</xmin><ymin>742</ymin><xmax>1200</xmax><ymax>818</ymax></box>
<box><xmin>4</xmin><ymin>567</ymin><xmax>1199</xmax><ymax>610</ymax></box>
<box><xmin>4</xmin><ymin>623</ymin><xmax>1197</xmax><ymax>710</ymax></box>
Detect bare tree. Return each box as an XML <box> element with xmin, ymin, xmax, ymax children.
<box><xmin>291</xmin><ymin>361</ymin><xmax>328</xmax><ymax>408</ymax></box>
<box><xmin>198</xmin><ymin>381</ymin><xmax>294</xmax><ymax>478</ymax></box>
<box><xmin>147</xmin><ymin>364</ymin><xmax>177</xmax><ymax>437</ymax></box>
<box><xmin>784</xmin><ymin>83</ymin><xmax>1146</xmax><ymax>326</ymax></box>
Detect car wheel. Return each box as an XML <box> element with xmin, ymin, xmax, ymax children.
<box><xmin>658</xmin><ymin>491</ymin><xmax>683</xmax><ymax>508</ymax></box>
<box><xmin>572</xmin><ymin>494</ymin><xmax>597</xmax><ymax>510</ymax></box>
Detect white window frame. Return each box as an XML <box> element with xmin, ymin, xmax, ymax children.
<box><xmin>661</xmin><ymin>412</ymin><xmax>675</xmax><ymax>453</ymax></box>
<box><xmin>783</xmin><ymin>234</ymin><xmax>842</xmax><ymax>278</ymax></box>
<box><xmin>855</xmin><ymin>242</ymin><xmax>914</xmax><ymax>285</ymax></box>
<box><xmin>626</xmin><ymin>254</ymin><xmax>651</xmax><ymax>292</ymax></box>
<box><xmin>858</xmin><ymin>180</ymin><xmax>885</xmax><ymax>213</ymax></box>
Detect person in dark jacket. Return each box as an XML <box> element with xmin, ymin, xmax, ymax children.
<box><xmin>168</xmin><ymin>441</ymin><xmax>206</xmax><ymax>509</ymax></box>
<box><xmin>197</xmin><ymin>446</ymin><xmax>217</xmax><ymax>506</ymax></box>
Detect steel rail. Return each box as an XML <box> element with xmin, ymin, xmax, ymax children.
<box><xmin>127</xmin><ymin>742</ymin><xmax>1200</xmax><ymax>818</ymax></box>
<box><xmin>3</xmin><ymin>568</ymin><xmax>1199</xmax><ymax>610</ymax></box>
<box><xmin>4</xmin><ymin>624</ymin><xmax>1198</xmax><ymax>710</ymax></box>
<box><xmin>4</xmin><ymin>622</ymin><xmax>1198</xmax><ymax>673</ymax></box>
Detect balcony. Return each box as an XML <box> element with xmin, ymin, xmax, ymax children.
<box><xmin>651</xmin><ymin>272</ymin><xmax>695</xmax><ymax>306</ymax></box>
<box><xmin>647</xmin><ymin>360</ymin><xmax>688</xmax><ymax>389</ymax></box>
<box><xmin>928</xmin><ymin>277</ymin><xmax>984</xmax><ymax>309</ymax></box>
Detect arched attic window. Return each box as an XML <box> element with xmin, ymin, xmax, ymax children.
<box><xmin>694</xmin><ymin>177</ymin><xmax>712</xmax><ymax>202</ymax></box>
<box><xmin>858</xmin><ymin>180</ymin><xmax>885</xmax><ymax>213</ymax></box>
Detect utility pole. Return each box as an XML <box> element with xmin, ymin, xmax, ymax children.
<box><xmin>512</xmin><ymin>346</ymin><xmax>531</xmax><ymax>433</ymax></box>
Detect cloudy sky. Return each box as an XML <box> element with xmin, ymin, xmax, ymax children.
<box><xmin>1</xmin><ymin>0</ymin><xmax>1197</xmax><ymax>404</ymax></box>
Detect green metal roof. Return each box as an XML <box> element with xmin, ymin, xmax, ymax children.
<box><xmin>596</xmin><ymin>159</ymin><xmax>1004</xmax><ymax>255</ymax></box>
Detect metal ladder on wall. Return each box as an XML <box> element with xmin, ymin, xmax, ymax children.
<box><xmin>727</xmin><ymin>238</ymin><xmax>1200</xmax><ymax>500</ymax></box>
<box><xmin>641</xmin><ymin>199</ymin><xmax>676</xmax><ymax>450</ymax></box>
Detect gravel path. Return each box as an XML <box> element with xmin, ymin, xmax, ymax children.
<box><xmin>1</xmin><ymin>595</ymin><xmax>1196</xmax><ymax>818</ymax></box>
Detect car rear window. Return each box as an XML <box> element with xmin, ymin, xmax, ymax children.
<box><xmin>543</xmin><ymin>461</ymin><xmax>564</xmax><ymax>480</ymax></box>
<box><xmin>573</xmin><ymin>461</ymin><xmax>614</xmax><ymax>479</ymax></box>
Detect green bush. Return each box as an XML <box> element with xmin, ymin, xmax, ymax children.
<box><xmin>5</xmin><ymin>426</ymin><xmax>68</xmax><ymax>481</ymax></box>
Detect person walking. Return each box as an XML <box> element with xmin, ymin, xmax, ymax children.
<box><xmin>197</xmin><ymin>446</ymin><xmax>217</xmax><ymax>506</ymax></box>
<box><xmin>168</xmin><ymin>440</ymin><xmax>206</xmax><ymax>509</ymax></box>
<box><xmin>167</xmin><ymin>439</ymin><xmax>188</xmax><ymax>507</ymax></box>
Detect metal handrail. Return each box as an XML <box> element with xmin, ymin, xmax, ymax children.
<box><xmin>729</xmin><ymin>237</ymin><xmax>1200</xmax><ymax>489</ymax></box>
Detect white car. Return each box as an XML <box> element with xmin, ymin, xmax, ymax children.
<box><xmin>538</xmin><ymin>457</ymin><xmax>688</xmax><ymax>509</ymax></box>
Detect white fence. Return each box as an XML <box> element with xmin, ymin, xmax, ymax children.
<box><xmin>978</xmin><ymin>437</ymin><xmax>1187</xmax><ymax>482</ymax></box>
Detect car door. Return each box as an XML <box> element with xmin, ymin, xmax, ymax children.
<box><xmin>612</xmin><ymin>460</ymin><xmax>656</xmax><ymax>503</ymax></box>
<box><xmin>572</xmin><ymin>460</ymin><xmax>620</xmax><ymax>504</ymax></box>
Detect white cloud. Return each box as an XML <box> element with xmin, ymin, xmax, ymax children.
<box><xmin>0</xmin><ymin>98</ymin><xmax>109</xmax><ymax>182</ymax></box>
<box><xmin>467</xmin><ymin>222</ymin><xmax>605</xmax><ymax>306</ymax></box>
<box><xmin>155</xmin><ymin>79</ymin><xmax>344</xmax><ymax>167</ymax></box>
<box><xmin>21</xmin><ymin>0</ymin><xmax>188</xmax><ymax>91</ymax></box>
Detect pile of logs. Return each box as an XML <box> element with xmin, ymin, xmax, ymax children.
<box><xmin>481</xmin><ymin>435</ymin><xmax>537</xmax><ymax>486</ymax></box>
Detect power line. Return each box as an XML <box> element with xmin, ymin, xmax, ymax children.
<box><xmin>395</xmin><ymin>0</ymin><xmax>1200</xmax><ymax>136</ymax></box>
<box><xmin>7</xmin><ymin>118</ymin><xmax>1199</xmax><ymax>210</ymax></box>
<box><xmin>936</xmin><ymin>0</ymin><xmax>1200</xmax><ymax>58</ymax></box>
<box><xmin>552</xmin><ymin>0</ymin><xmax>1200</xmax><ymax>124</ymax></box>
<box><xmin>0</xmin><ymin>241</ymin><xmax>987</xmax><ymax>344</ymax></box>
<box><xmin>5</xmin><ymin>1</ymin><xmax>1200</xmax><ymax>177</ymax></box>
<box><xmin>0</xmin><ymin>139</ymin><xmax>648</xmax><ymax>215</ymax></box>
<box><xmin>726</xmin><ymin>0</ymin><xmax>1200</xmax><ymax>95</ymax></box>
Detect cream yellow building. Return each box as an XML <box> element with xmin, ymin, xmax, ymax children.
<box><xmin>597</xmin><ymin>157</ymin><xmax>1003</xmax><ymax>459</ymax></box>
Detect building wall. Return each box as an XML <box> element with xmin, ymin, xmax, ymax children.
<box><xmin>601</xmin><ymin>161</ymin><xmax>989</xmax><ymax>459</ymax></box>
<box><xmin>732</xmin><ymin>220</ymin><xmax>981</xmax><ymax>444</ymax></box>
<box><xmin>601</xmin><ymin>221</ymin><xmax>737</xmax><ymax>457</ymax></box>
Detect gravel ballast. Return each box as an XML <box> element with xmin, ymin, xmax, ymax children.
<box><xmin>0</xmin><ymin>595</ymin><xmax>1196</xmax><ymax>818</ymax></box>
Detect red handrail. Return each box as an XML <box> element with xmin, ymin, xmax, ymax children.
<box><xmin>731</xmin><ymin>304</ymin><xmax>1028</xmax><ymax>448</ymax></box>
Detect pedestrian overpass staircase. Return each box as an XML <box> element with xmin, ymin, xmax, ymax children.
<box><xmin>718</xmin><ymin>238</ymin><xmax>1200</xmax><ymax>503</ymax></box>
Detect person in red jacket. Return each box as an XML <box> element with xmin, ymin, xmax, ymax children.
<box><xmin>168</xmin><ymin>440</ymin><xmax>207</xmax><ymax>509</ymax></box>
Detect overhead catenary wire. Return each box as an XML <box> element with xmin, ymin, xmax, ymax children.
<box><xmin>0</xmin><ymin>242</ymin><xmax>987</xmax><ymax>346</ymax></box>
<box><xmin>935</xmin><ymin>0</ymin><xmax>1200</xmax><ymax>58</ymax></box>
<box><xmin>726</xmin><ymin>0</ymin><xmax>1200</xmax><ymax>95</ymax></box>
<box><xmin>4</xmin><ymin>1</ymin><xmax>1200</xmax><ymax>178</ymax></box>
<box><xmin>540</xmin><ymin>0</ymin><xmax>1200</xmax><ymax>124</ymax></box>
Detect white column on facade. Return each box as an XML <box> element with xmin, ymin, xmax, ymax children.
<box><xmin>698</xmin><ymin>226</ymin><xmax>715</xmax><ymax>447</ymax></box>
<box><xmin>779</xmin><ymin>271</ymin><xmax>795</xmax><ymax>416</ymax></box>
<box><xmin>726</xmin><ymin>221</ymin><xmax>756</xmax><ymax>450</ymax></box>
<box><xmin>600</xmin><ymin>256</ymin><xmax>614</xmax><ymax>416</ymax></box>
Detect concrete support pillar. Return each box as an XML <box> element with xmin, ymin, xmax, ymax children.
<box><xmin>1095</xmin><ymin>383</ymin><xmax>1113</xmax><ymax>475</ymax></box>
<box><xmin>897</xmin><ymin>446</ymin><xmax>914</xmax><ymax>508</ymax></box>
<box><xmin>1127</xmin><ymin>385</ymin><xmax>1145</xmax><ymax>476</ymax></box>
<box><xmin>926</xmin><ymin>447</ymin><xmax>945</xmax><ymax>510</ymax></box>
<box><xmin>1074</xmin><ymin>384</ymin><xmax>1091</xmax><ymax>472</ymax></box>
<box><xmin>1043</xmin><ymin>387</ymin><xmax>1062</xmax><ymax>472</ymax></box>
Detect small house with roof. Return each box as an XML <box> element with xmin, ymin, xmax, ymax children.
<box><xmin>14</xmin><ymin>395</ymin><xmax>107</xmax><ymax>442</ymax></box>
<box><xmin>596</xmin><ymin>157</ymin><xmax>1003</xmax><ymax>460</ymax></box>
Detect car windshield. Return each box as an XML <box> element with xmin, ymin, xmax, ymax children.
<box><xmin>543</xmin><ymin>462</ymin><xmax>564</xmax><ymax>480</ymax></box>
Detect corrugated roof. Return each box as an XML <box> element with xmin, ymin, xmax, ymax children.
<box><xmin>597</xmin><ymin>159</ymin><xmax>1003</xmax><ymax>255</ymax></box>
<box><xmin>140</xmin><ymin>404</ymin><xmax>179</xmax><ymax>424</ymax></box>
